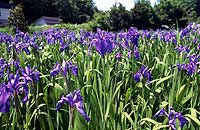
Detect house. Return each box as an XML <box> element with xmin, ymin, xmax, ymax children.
<box><xmin>0</xmin><ymin>2</ymin><xmax>10</xmax><ymax>25</ymax></box>
<box><xmin>33</xmin><ymin>16</ymin><xmax>61</xmax><ymax>26</ymax></box>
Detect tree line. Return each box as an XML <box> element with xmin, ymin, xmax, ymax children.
<box><xmin>7</xmin><ymin>0</ymin><xmax>200</xmax><ymax>32</ymax></box>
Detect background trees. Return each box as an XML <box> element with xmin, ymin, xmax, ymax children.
<box><xmin>130</xmin><ymin>0</ymin><xmax>155</xmax><ymax>29</ymax></box>
<box><xmin>108</xmin><ymin>3</ymin><xmax>131</xmax><ymax>31</ymax></box>
<box><xmin>154</xmin><ymin>0</ymin><xmax>187</xmax><ymax>28</ymax></box>
<box><xmin>6</xmin><ymin>0</ymin><xmax>200</xmax><ymax>31</ymax></box>
<box><xmin>8</xmin><ymin>0</ymin><xmax>28</xmax><ymax>32</ymax></box>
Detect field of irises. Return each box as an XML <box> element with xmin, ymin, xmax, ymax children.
<box><xmin>0</xmin><ymin>23</ymin><xmax>200</xmax><ymax>130</ymax></box>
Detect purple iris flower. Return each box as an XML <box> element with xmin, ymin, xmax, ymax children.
<box><xmin>133</xmin><ymin>47</ymin><xmax>140</xmax><ymax>60</ymax></box>
<box><xmin>127</xmin><ymin>27</ymin><xmax>140</xmax><ymax>47</ymax></box>
<box><xmin>50</xmin><ymin>61</ymin><xmax>78</xmax><ymax>77</ymax></box>
<box><xmin>56</xmin><ymin>89</ymin><xmax>90</xmax><ymax>122</ymax></box>
<box><xmin>180</xmin><ymin>28</ymin><xmax>190</xmax><ymax>38</ymax></box>
<box><xmin>193</xmin><ymin>38</ymin><xmax>198</xmax><ymax>44</ymax></box>
<box><xmin>188</xmin><ymin>54</ymin><xmax>200</xmax><ymax>63</ymax></box>
<box><xmin>92</xmin><ymin>38</ymin><xmax>115</xmax><ymax>57</ymax></box>
<box><xmin>176</xmin><ymin>54</ymin><xmax>199</xmax><ymax>76</ymax></box>
<box><xmin>67</xmin><ymin>62</ymin><xmax>78</xmax><ymax>77</ymax></box>
<box><xmin>0</xmin><ymin>83</ymin><xmax>11</xmax><ymax>113</ymax></box>
<box><xmin>186</xmin><ymin>62</ymin><xmax>197</xmax><ymax>76</ymax></box>
<box><xmin>123</xmin><ymin>40</ymin><xmax>130</xmax><ymax>49</ymax></box>
<box><xmin>154</xmin><ymin>106</ymin><xmax>188</xmax><ymax>130</ymax></box>
<box><xmin>153</xmin><ymin>108</ymin><xmax>168</xmax><ymax>118</ymax></box>
<box><xmin>15</xmin><ymin>41</ymin><xmax>30</xmax><ymax>55</ymax></box>
<box><xmin>50</xmin><ymin>63</ymin><xmax>61</xmax><ymax>77</ymax></box>
<box><xmin>9</xmin><ymin>59</ymin><xmax>20</xmax><ymax>70</ymax></box>
<box><xmin>134</xmin><ymin>66</ymin><xmax>152</xmax><ymax>83</ymax></box>
<box><xmin>128</xmin><ymin>51</ymin><xmax>132</xmax><ymax>59</ymax></box>
<box><xmin>0</xmin><ymin>58</ymin><xmax>8</xmax><ymax>78</ymax></box>
<box><xmin>197</xmin><ymin>44</ymin><xmax>200</xmax><ymax>51</ymax></box>
<box><xmin>115</xmin><ymin>52</ymin><xmax>121</xmax><ymax>60</ymax></box>
<box><xmin>134</xmin><ymin>72</ymin><xmax>142</xmax><ymax>82</ymax></box>
<box><xmin>29</xmin><ymin>37</ymin><xmax>39</xmax><ymax>51</ymax></box>
<box><xmin>22</xmin><ymin>65</ymin><xmax>40</xmax><ymax>83</ymax></box>
<box><xmin>7</xmin><ymin>73</ymin><xmax>28</xmax><ymax>104</ymax></box>
<box><xmin>175</xmin><ymin>45</ymin><xmax>190</xmax><ymax>53</ymax></box>
<box><xmin>142</xmin><ymin>30</ymin><xmax>151</xmax><ymax>39</ymax></box>
<box><xmin>59</xmin><ymin>38</ymin><xmax>69</xmax><ymax>52</ymax></box>
<box><xmin>177</xmin><ymin>63</ymin><xmax>197</xmax><ymax>76</ymax></box>
<box><xmin>0</xmin><ymin>73</ymin><xmax>29</xmax><ymax>113</ymax></box>
<box><xmin>60</xmin><ymin>60</ymin><xmax>68</xmax><ymax>77</ymax></box>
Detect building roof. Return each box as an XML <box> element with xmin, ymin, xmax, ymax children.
<box><xmin>33</xmin><ymin>16</ymin><xmax>61</xmax><ymax>25</ymax></box>
<box><xmin>0</xmin><ymin>2</ymin><xmax>11</xmax><ymax>9</ymax></box>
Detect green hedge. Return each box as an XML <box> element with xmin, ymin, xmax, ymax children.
<box><xmin>0</xmin><ymin>26</ymin><xmax>14</xmax><ymax>34</ymax></box>
<box><xmin>0</xmin><ymin>22</ymin><xmax>97</xmax><ymax>34</ymax></box>
<box><xmin>29</xmin><ymin>22</ymin><xmax>96</xmax><ymax>33</ymax></box>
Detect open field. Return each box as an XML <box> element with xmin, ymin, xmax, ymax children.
<box><xmin>0</xmin><ymin>23</ymin><xmax>200</xmax><ymax>130</ymax></box>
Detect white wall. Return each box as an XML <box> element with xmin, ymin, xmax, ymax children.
<box><xmin>0</xmin><ymin>8</ymin><xmax>10</xmax><ymax>20</ymax></box>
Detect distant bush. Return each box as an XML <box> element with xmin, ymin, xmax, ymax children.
<box><xmin>29</xmin><ymin>23</ymin><xmax>94</xmax><ymax>33</ymax></box>
<box><xmin>89</xmin><ymin>12</ymin><xmax>110</xmax><ymax>31</ymax></box>
<box><xmin>0</xmin><ymin>26</ymin><xmax>14</xmax><ymax>34</ymax></box>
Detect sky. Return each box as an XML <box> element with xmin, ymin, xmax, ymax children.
<box><xmin>93</xmin><ymin>0</ymin><xmax>157</xmax><ymax>11</ymax></box>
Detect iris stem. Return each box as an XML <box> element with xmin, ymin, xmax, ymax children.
<box><xmin>68</xmin><ymin>107</ymin><xmax>74</xmax><ymax>130</ymax></box>
<box><xmin>14</xmin><ymin>91</ymin><xmax>23</xmax><ymax>129</ymax></box>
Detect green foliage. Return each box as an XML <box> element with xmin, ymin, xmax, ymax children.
<box><xmin>29</xmin><ymin>23</ymin><xmax>93</xmax><ymax>33</ymax></box>
<box><xmin>0</xmin><ymin>23</ymin><xmax>200</xmax><ymax>130</ymax></box>
<box><xmin>8</xmin><ymin>3</ymin><xmax>28</xmax><ymax>32</ymax></box>
<box><xmin>89</xmin><ymin>12</ymin><xmax>110</xmax><ymax>31</ymax></box>
<box><xmin>154</xmin><ymin>0</ymin><xmax>187</xmax><ymax>28</ymax></box>
<box><xmin>130</xmin><ymin>0</ymin><xmax>155</xmax><ymax>29</ymax></box>
<box><xmin>0</xmin><ymin>26</ymin><xmax>13</xmax><ymax>34</ymax></box>
<box><xmin>107</xmin><ymin>3</ymin><xmax>131</xmax><ymax>31</ymax></box>
<box><xmin>54</xmin><ymin>0</ymin><xmax>96</xmax><ymax>24</ymax></box>
<box><xmin>180</xmin><ymin>0</ymin><xmax>197</xmax><ymax>23</ymax></box>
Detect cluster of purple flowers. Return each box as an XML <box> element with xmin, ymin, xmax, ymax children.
<box><xmin>115</xmin><ymin>28</ymin><xmax>141</xmax><ymax>60</ymax></box>
<box><xmin>92</xmin><ymin>38</ymin><xmax>115</xmax><ymax>57</ymax></box>
<box><xmin>133</xmin><ymin>47</ymin><xmax>140</xmax><ymax>60</ymax></box>
<box><xmin>1</xmin><ymin>23</ymin><xmax>200</xmax><ymax>127</ymax></box>
<box><xmin>43</xmin><ymin>29</ymin><xmax>78</xmax><ymax>52</ymax></box>
<box><xmin>133</xmin><ymin>66</ymin><xmax>152</xmax><ymax>83</ymax></box>
<box><xmin>9</xmin><ymin>30</ymin><xmax>39</xmax><ymax>55</ymax></box>
<box><xmin>154</xmin><ymin>106</ymin><xmax>188</xmax><ymax>130</ymax></box>
<box><xmin>0</xmin><ymin>66</ymin><xmax>40</xmax><ymax>113</ymax></box>
<box><xmin>176</xmin><ymin>54</ymin><xmax>200</xmax><ymax>76</ymax></box>
<box><xmin>91</xmin><ymin>29</ymin><xmax>116</xmax><ymax>57</ymax></box>
<box><xmin>175</xmin><ymin>45</ymin><xmax>190</xmax><ymax>54</ymax></box>
<box><xmin>180</xmin><ymin>23</ymin><xmax>198</xmax><ymax>38</ymax></box>
<box><xmin>50</xmin><ymin>60</ymin><xmax>78</xmax><ymax>77</ymax></box>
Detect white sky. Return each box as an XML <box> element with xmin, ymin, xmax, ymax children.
<box><xmin>93</xmin><ymin>0</ymin><xmax>157</xmax><ymax>11</ymax></box>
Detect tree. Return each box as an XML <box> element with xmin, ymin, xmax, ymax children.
<box><xmin>76</xmin><ymin>0</ymin><xmax>97</xmax><ymax>23</ymax></box>
<box><xmin>90</xmin><ymin>11</ymin><xmax>110</xmax><ymax>31</ymax></box>
<box><xmin>130</xmin><ymin>0</ymin><xmax>155</xmax><ymax>29</ymax></box>
<box><xmin>8</xmin><ymin>3</ymin><xmax>28</xmax><ymax>32</ymax></box>
<box><xmin>108</xmin><ymin>3</ymin><xmax>131</xmax><ymax>31</ymax></box>
<box><xmin>176</xmin><ymin>0</ymin><xmax>197</xmax><ymax>25</ymax></box>
<box><xmin>154</xmin><ymin>0</ymin><xmax>187</xmax><ymax>28</ymax></box>
<box><xmin>54</xmin><ymin>0</ymin><xmax>96</xmax><ymax>24</ymax></box>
